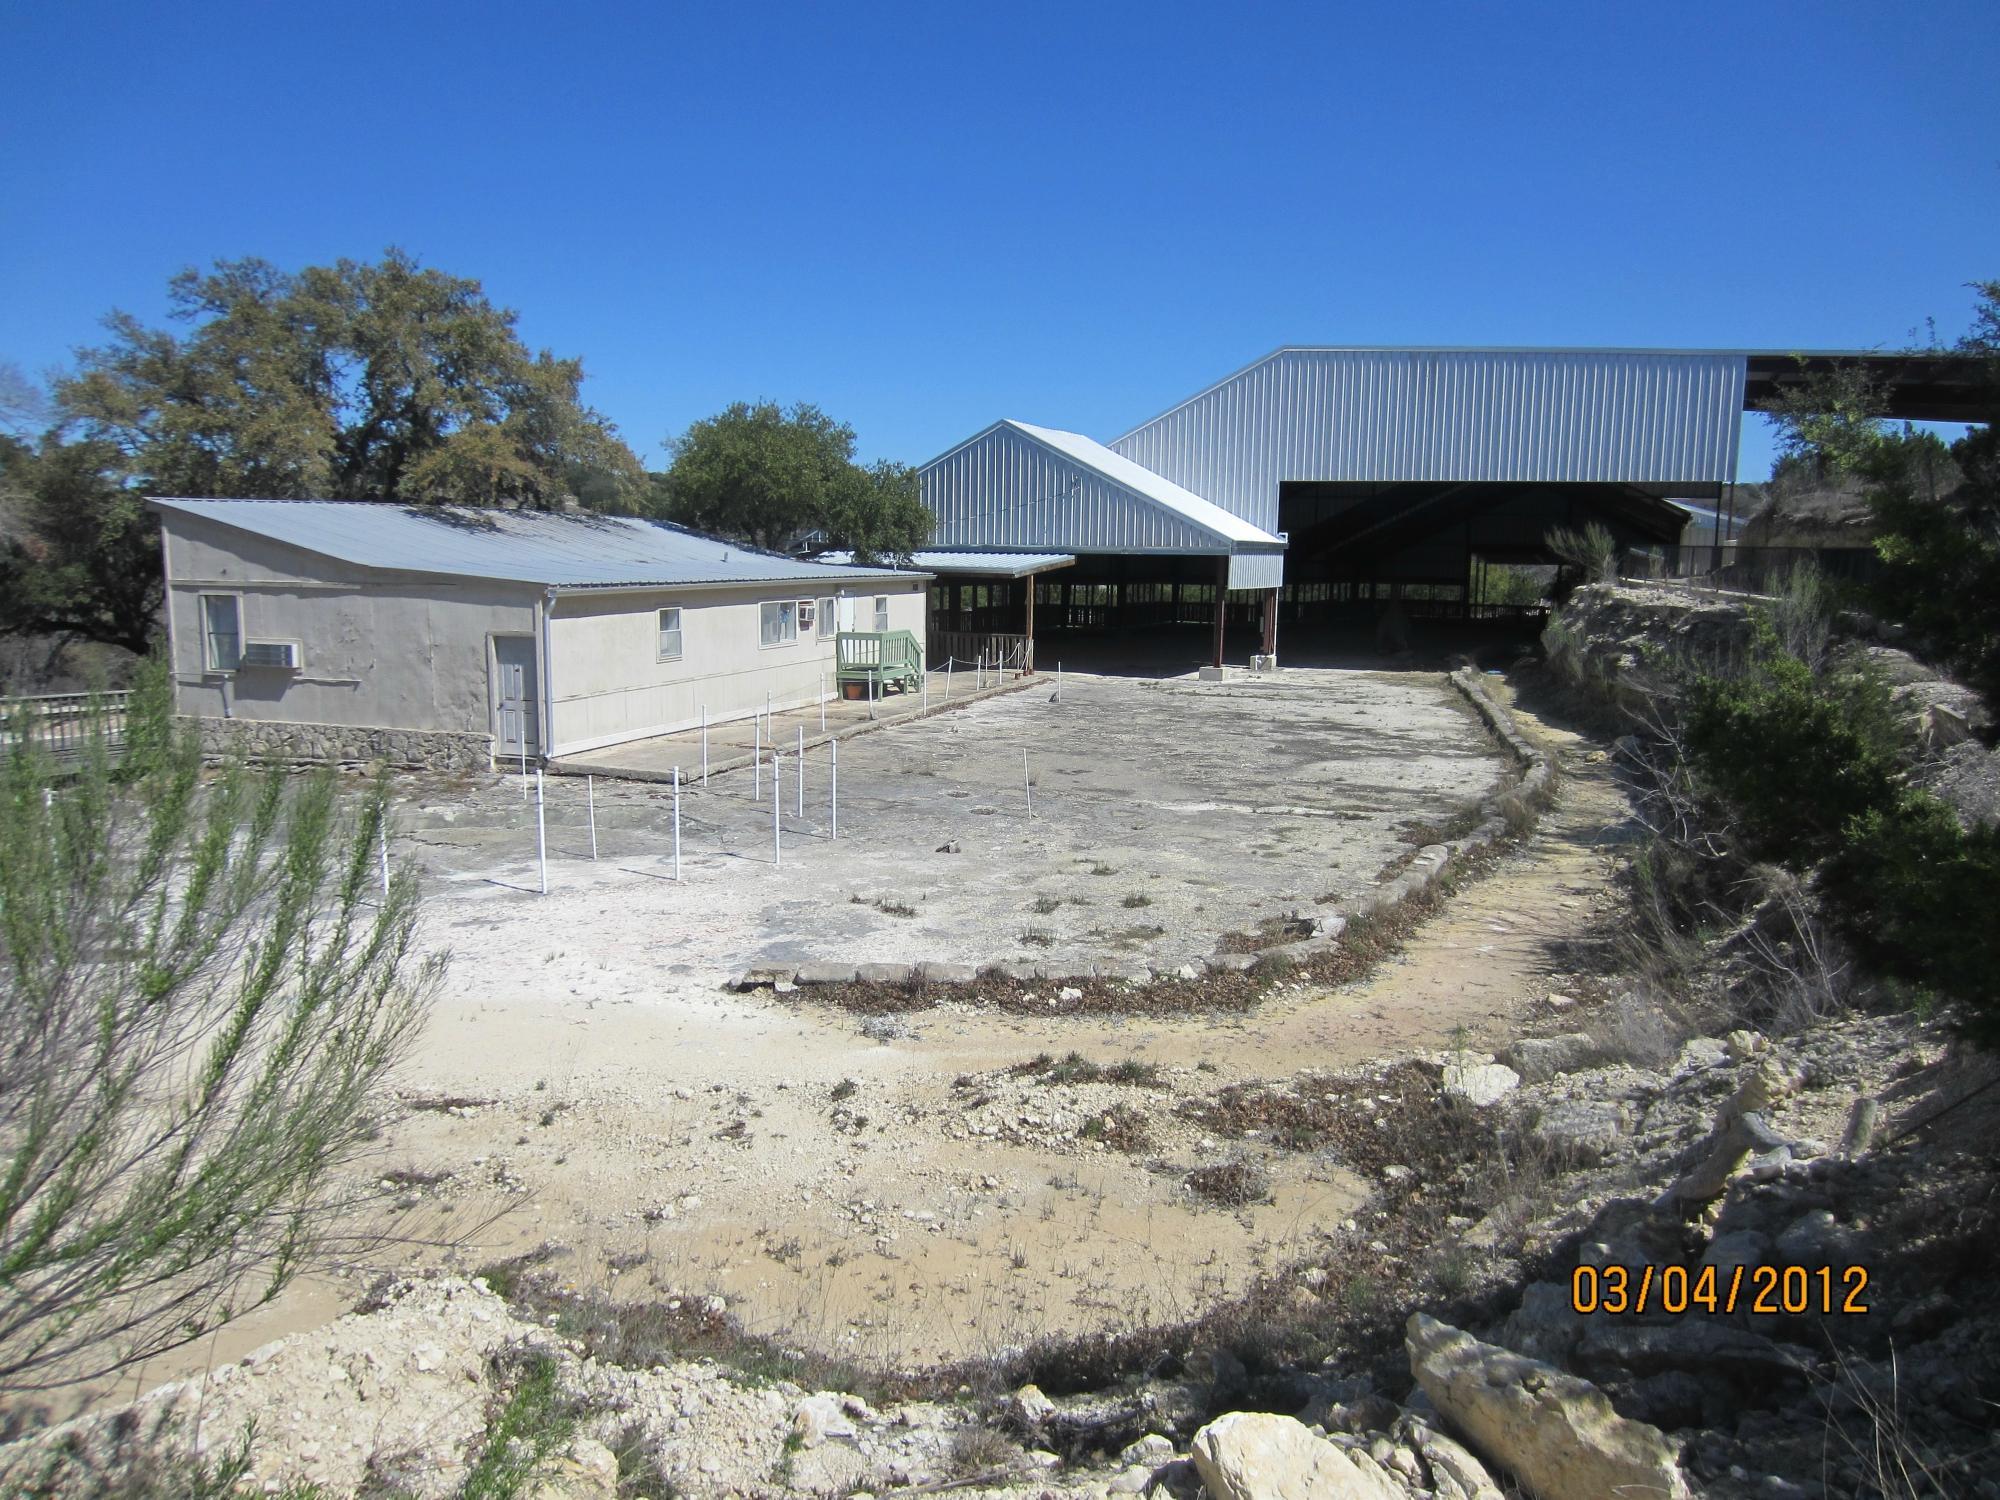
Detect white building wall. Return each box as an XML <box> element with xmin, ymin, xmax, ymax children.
<box><xmin>547</xmin><ymin>579</ymin><xmax>928</xmax><ymax>756</ymax></box>
<box><xmin>159</xmin><ymin>516</ymin><xmax>539</xmax><ymax>737</ymax></box>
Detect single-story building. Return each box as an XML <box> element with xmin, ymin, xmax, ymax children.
<box><xmin>148</xmin><ymin>498</ymin><xmax>930</xmax><ymax>771</ymax></box>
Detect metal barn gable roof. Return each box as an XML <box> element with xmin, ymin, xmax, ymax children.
<box><xmin>148</xmin><ymin>498</ymin><xmax>924</xmax><ymax>591</ymax></box>
<box><xmin>1110</xmin><ymin>347</ymin><xmax>1750</xmax><ymax>531</ymax></box>
<box><xmin>919</xmin><ymin>420</ymin><xmax>1285</xmax><ymax>557</ymax></box>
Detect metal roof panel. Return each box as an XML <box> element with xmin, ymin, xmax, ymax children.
<box><xmin>148</xmin><ymin>498</ymin><xmax>923</xmax><ymax>589</ymax></box>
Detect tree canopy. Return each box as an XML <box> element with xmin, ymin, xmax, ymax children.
<box><xmin>57</xmin><ymin>249</ymin><xmax>647</xmax><ymax>510</ymax></box>
<box><xmin>657</xmin><ymin>401</ymin><xmax>931</xmax><ymax>562</ymax></box>
<box><xmin>2</xmin><ymin>251</ymin><xmax>649</xmax><ymax>660</ymax></box>
<box><xmin>1767</xmin><ymin>279</ymin><xmax>2000</xmax><ymax>721</ymax></box>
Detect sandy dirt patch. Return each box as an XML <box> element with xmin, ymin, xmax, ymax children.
<box><xmin>77</xmin><ymin>672</ymin><xmax>1632</xmax><ymax>1414</ymax></box>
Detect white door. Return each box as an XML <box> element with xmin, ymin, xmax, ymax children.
<box><xmin>492</xmin><ymin>636</ymin><xmax>540</xmax><ymax>758</ymax></box>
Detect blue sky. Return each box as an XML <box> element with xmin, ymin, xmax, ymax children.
<box><xmin>2</xmin><ymin>1</ymin><xmax>1994</xmax><ymax>481</ymax></box>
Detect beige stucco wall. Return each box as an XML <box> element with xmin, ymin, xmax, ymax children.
<box><xmin>159</xmin><ymin>515</ymin><xmax>540</xmax><ymax>740</ymax></box>
<box><xmin>548</xmin><ymin>580</ymin><xmax>928</xmax><ymax>755</ymax></box>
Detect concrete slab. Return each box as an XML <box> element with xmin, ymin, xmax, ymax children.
<box><xmin>391</xmin><ymin>668</ymin><xmax>1507</xmax><ymax>982</ymax></box>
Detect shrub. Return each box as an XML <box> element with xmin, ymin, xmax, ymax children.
<box><xmin>0</xmin><ymin>667</ymin><xmax>442</xmax><ymax>1389</ymax></box>
<box><xmin>1683</xmin><ymin>625</ymin><xmax>1903</xmax><ymax>866</ymax></box>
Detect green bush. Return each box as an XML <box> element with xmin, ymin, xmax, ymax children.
<box><xmin>1683</xmin><ymin>625</ymin><xmax>1903</xmax><ymax>866</ymax></box>
<box><xmin>1826</xmin><ymin>798</ymin><xmax>2000</xmax><ymax>1045</ymax></box>
<box><xmin>1680</xmin><ymin>622</ymin><xmax>2000</xmax><ymax>1043</ymax></box>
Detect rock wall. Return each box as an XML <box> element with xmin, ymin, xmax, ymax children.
<box><xmin>194</xmin><ymin>716</ymin><xmax>492</xmax><ymax>774</ymax></box>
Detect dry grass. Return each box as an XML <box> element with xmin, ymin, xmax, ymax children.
<box><xmin>1008</xmin><ymin>1051</ymin><xmax>1164</xmax><ymax>1088</ymax></box>
<box><xmin>1185</xmin><ymin>1160</ymin><xmax>1272</xmax><ymax>1208</ymax></box>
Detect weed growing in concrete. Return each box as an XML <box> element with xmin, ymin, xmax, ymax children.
<box><xmin>1121</xmin><ymin>892</ymin><xmax>1153</xmax><ymax>908</ymax></box>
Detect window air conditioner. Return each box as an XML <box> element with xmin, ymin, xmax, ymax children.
<box><xmin>240</xmin><ymin>640</ymin><xmax>301</xmax><ymax>669</ymax></box>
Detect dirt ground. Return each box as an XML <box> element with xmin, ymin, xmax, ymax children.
<box><xmin>84</xmin><ymin>669</ymin><xmax>1635</xmax><ymax>1413</ymax></box>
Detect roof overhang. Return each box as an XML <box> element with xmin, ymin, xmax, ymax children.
<box><xmin>1742</xmin><ymin>352</ymin><xmax>1989</xmax><ymax>424</ymax></box>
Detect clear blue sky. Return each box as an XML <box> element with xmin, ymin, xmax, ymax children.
<box><xmin>3</xmin><ymin>1</ymin><xmax>1994</xmax><ymax>482</ymax></box>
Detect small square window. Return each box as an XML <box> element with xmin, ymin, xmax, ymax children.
<box><xmin>759</xmin><ymin>599</ymin><xmax>797</xmax><ymax>646</ymax></box>
<box><xmin>873</xmin><ymin>595</ymin><xmax>890</xmax><ymax>633</ymax></box>
<box><xmin>201</xmin><ymin>594</ymin><xmax>241</xmax><ymax>672</ymax></box>
<box><xmin>657</xmin><ymin>607</ymin><xmax>683</xmax><ymax>661</ymax></box>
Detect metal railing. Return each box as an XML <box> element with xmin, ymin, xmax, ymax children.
<box><xmin>930</xmin><ymin>631</ymin><xmax>1032</xmax><ymax>674</ymax></box>
<box><xmin>0</xmin><ymin>689</ymin><xmax>135</xmax><ymax>762</ymax></box>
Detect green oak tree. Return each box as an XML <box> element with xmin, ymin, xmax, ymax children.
<box><xmin>56</xmin><ymin>249</ymin><xmax>647</xmax><ymax>511</ymax></box>
<box><xmin>658</xmin><ymin>401</ymin><xmax>930</xmax><ymax>562</ymax></box>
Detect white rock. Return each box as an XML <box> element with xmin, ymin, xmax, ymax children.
<box><xmin>1442</xmin><ymin>1062</ymin><xmax>1519</xmax><ymax>1107</ymax></box>
<box><xmin>1190</xmin><ymin>1411</ymin><xmax>1407</xmax><ymax>1500</ymax></box>
<box><xmin>792</xmin><ymin>1393</ymin><xmax>857</xmax><ymax>1448</ymax></box>
<box><xmin>1406</xmin><ymin>1313</ymin><xmax>1690</xmax><ymax>1500</ymax></box>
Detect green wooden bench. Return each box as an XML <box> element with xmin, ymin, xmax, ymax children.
<box><xmin>836</xmin><ymin>630</ymin><xmax>925</xmax><ymax>696</ymax></box>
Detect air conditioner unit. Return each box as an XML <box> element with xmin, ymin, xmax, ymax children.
<box><xmin>240</xmin><ymin>640</ymin><xmax>301</xmax><ymax>669</ymax></box>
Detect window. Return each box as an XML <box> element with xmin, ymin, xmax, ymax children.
<box><xmin>657</xmin><ymin>607</ymin><xmax>683</xmax><ymax>661</ymax></box>
<box><xmin>873</xmin><ymin>595</ymin><xmax>890</xmax><ymax>633</ymax></box>
<box><xmin>759</xmin><ymin>599</ymin><xmax>797</xmax><ymax>647</ymax></box>
<box><xmin>201</xmin><ymin>594</ymin><xmax>241</xmax><ymax>672</ymax></box>
<box><xmin>817</xmin><ymin>597</ymin><xmax>835</xmax><ymax>638</ymax></box>
<box><xmin>796</xmin><ymin>599</ymin><xmax>815</xmax><ymax>637</ymax></box>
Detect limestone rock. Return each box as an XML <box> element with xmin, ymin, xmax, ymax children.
<box><xmin>1501</xmin><ymin>1033</ymin><xmax>1598</xmax><ymax>1083</ymax></box>
<box><xmin>1392</xmin><ymin>1414</ymin><xmax>1505</xmax><ymax>1500</ymax></box>
<box><xmin>1405</xmin><ymin>1313</ymin><xmax>1690</xmax><ymax>1500</ymax></box>
<box><xmin>528</xmin><ymin>1437</ymin><xmax>619</xmax><ymax>1500</ymax></box>
<box><xmin>793</xmin><ymin>1392</ymin><xmax>858</xmax><ymax>1448</ymax></box>
<box><xmin>1190</xmin><ymin>1411</ymin><xmax>1410</xmax><ymax>1500</ymax></box>
<box><xmin>1442</xmin><ymin>1062</ymin><xmax>1520</xmax><ymax>1107</ymax></box>
<box><xmin>1533</xmin><ymin>1099</ymin><xmax>1632</xmax><ymax>1158</ymax></box>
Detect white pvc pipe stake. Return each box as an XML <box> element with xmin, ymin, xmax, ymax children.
<box><xmin>672</xmin><ymin>764</ymin><xmax>682</xmax><ymax>882</ymax></box>
<box><xmin>753</xmin><ymin>715</ymin><xmax>762</xmax><ymax>802</ymax></box>
<box><xmin>587</xmin><ymin>774</ymin><xmax>598</xmax><ymax>860</ymax></box>
<box><xmin>946</xmin><ymin>659</ymin><xmax>953</xmax><ymax>701</ymax></box>
<box><xmin>1023</xmin><ymin>747</ymin><xmax>1032</xmax><ymax>817</ymax></box>
<box><xmin>772</xmin><ymin>750</ymin><xmax>782</xmax><ymax>867</ymax></box>
<box><xmin>830</xmin><ymin>736</ymin><xmax>838</xmax><ymax>841</ymax></box>
<box><xmin>520</xmin><ymin>743</ymin><xmax>528</xmax><ymax>801</ymax></box>
<box><xmin>701</xmin><ymin>703</ymin><xmax>709</xmax><ymax>786</ymax></box>
<box><xmin>536</xmin><ymin>768</ymin><xmax>548</xmax><ymax>896</ymax></box>
<box><xmin>796</xmin><ymin>726</ymin><xmax>803</xmax><ymax>816</ymax></box>
<box><xmin>819</xmin><ymin>673</ymin><xmax>826</xmax><ymax>731</ymax></box>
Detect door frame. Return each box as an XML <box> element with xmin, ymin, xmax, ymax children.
<box><xmin>488</xmin><ymin>632</ymin><xmax>541</xmax><ymax>759</ymax></box>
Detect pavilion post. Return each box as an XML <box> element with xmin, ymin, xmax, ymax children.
<box><xmin>1261</xmin><ymin>587</ymin><xmax>1278</xmax><ymax>658</ymax></box>
<box><xmin>1211</xmin><ymin>556</ymin><xmax>1228</xmax><ymax>668</ymax></box>
<box><xmin>1023</xmin><ymin>576</ymin><xmax>1036</xmax><ymax>674</ymax></box>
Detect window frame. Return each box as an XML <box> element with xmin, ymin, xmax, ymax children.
<box><xmin>817</xmin><ymin>597</ymin><xmax>835</xmax><ymax>639</ymax></box>
<box><xmin>872</xmin><ymin>595</ymin><xmax>890</xmax><ymax>633</ymax></box>
<box><xmin>656</xmin><ymin>606</ymin><xmax>684</xmax><ymax>663</ymax></box>
<box><xmin>796</xmin><ymin>598</ymin><xmax>816</xmax><ymax>638</ymax></box>
<box><xmin>200</xmin><ymin>592</ymin><xmax>243</xmax><ymax>674</ymax></box>
<box><xmin>758</xmin><ymin>598</ymin><xmax>799</xmax><ymax>648</ymax></box>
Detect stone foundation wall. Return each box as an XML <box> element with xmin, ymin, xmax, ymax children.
<box><xmin>193</xmin><ymin>716</ymin><xmax>492</xmax><ymax>774</ymax></box>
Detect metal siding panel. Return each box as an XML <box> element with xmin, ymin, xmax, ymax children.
<box><xmin>1110</xmin><ymin>349</ymin><xmax>1745</xmax><ymax>519</ymax></box>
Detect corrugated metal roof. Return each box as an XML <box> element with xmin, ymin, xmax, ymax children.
<box><xmin>817</xmin><ymin>549</ymin><xmax>1077</xmax><ymax>578</ymax></box>
<box><xmin>1111</xmin><ymin>348</ymin><xmax>1748</xmax><ymax>532</ymax></box>
<box><xmin>919</xmin><ymin>420</ymin><xmax>1285</xmax><ymax>556</ymax></box>
<box><xmin>148</xmin><ymin>498</ymin><xmax>925</xmax><ymax>590</ymax></box>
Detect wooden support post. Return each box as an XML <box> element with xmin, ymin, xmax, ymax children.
<box><xmin>1023</xmin><ymin>577</ymin><xmax>1036</xmax><ymax>674</ymax></box>
<box><xmin>1211</xmin><ymin>556</ymin><xmax>1228</xmax><ymax>668</ymax></box>
<box><xmin>1261</xmin><ymin>587</ymin><xmax>1278</xmax><ymax>657</ymax></box>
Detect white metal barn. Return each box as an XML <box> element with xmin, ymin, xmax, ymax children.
<box><xmin>148</xmin><ymin>498</ymin><xmax>929</xmax><ymax>771</ymax></box>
